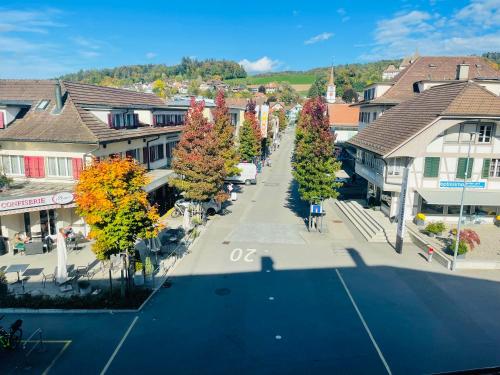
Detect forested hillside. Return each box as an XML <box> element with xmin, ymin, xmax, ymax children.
<box><xmin>60</xmin><ymin>57</ymin><xmax>246</xmax><ymax>85</ymax></box>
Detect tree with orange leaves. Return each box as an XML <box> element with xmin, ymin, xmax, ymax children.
<box><xmin>75</xmin><ymin>157</ymin><xmax>161</xmax><ymax>260</ymax></box>
<box><xmin>238</xmin><ymin>100</ymin><xmax>261</xmax><ymax>162</ymax></box>
<box><xmin>213</xmin><ymin>90</ymin><xmax>239</xmax><ymax>176</ymax></box>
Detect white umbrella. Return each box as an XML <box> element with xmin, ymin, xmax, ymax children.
<box><xmin>183</xmin><ymin>209</ymin><xmax>191</xmax><ymax>231</ymax></box>
<box><xmin>56</xmin><ymin>230</ymin><xmax>68</xmax><ymax>284</ymax></box>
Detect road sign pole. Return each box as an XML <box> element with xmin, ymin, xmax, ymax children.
<box><xmin>395</xmin><ymin>166</ymin><xmax>410</xmax><ymax>254</ymax></box>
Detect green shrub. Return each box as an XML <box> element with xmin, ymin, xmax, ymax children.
<box><xmin>191</xmin><ymin>216</ymin><xmax>202</xmax><ymax>226</ymax></box>
<box><xmin>144</xmin><ymin>257</ymin><xmax>154</xmax><ymax>276</ymax></box>
<box><xmin>425</xmin><ymin>221</ymin><xmax>446</xmax><ymax>234</ymax></box>
<box><xmin>449</xmin><ymin>239</ymin><xmax>469</xmax><ymax>255</ymax></box>
<box><xmin>135</xmin><ymin>261</ymin><xmax>143</xmax><ymax>272</ymax></box>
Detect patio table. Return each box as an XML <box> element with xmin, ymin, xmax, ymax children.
<box><xmin>5</xmin><ymin>264</ymin><xmax>29</xmax><ymax>283</ymax></box>
<box><xmin>23</xmin><ymin>268</ymin><xmax>43</xmax><ymax>277</ymax></box>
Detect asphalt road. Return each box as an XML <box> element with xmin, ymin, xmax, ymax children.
<box><xmin>2</xmin><ymin>127</ymin><xmax>500</xmax><ymax>374</ymax></box>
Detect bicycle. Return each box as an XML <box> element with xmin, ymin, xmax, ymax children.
<box><xmin>0</xmin><ymin>315</ymin><xmax>23</xmax><ymax>350</ymax></box>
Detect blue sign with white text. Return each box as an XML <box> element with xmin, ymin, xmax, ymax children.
<box><xmin>310</xmin><ymin>204</ymin><xmax>322</xmax><ymax>214</ymax></box>
<box><xmin>439</xmin><ymin>181</ymin><xmax>486</xmax><ymax>189</ymax></box>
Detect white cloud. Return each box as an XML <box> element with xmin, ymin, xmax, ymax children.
<box><xmin>0</xmin><ymin>9</ymin><xmax>64</xmax><ymax>33</ymax></box>
<box><xmin>146</xmin><ymin>52</ymin><xmax>157</xmax><ymax>59</ymax></box>
<box><xmin>337</xmin><ymin>8</ymin><xmax>346</xmax><ymax>16</ymax></box>
<box><xmin>361</xmin><ymin>0</ymin><xmax>500</xmax><ymax>60</ymax></box>
<box><xmin>239</xmin><ymin>56</ymin><xmax>280</xmax><ymax>73</ymax></box>
<box><xmin>304</xmin><ymin>32</ymin><xmax>333</xmax><ymax>45</ymax></box>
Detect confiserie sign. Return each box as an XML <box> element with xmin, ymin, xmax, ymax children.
<box><xmin>0</xmin><ymin>192</ymin><xmax>74</xmax><ymax>212</ymax></box>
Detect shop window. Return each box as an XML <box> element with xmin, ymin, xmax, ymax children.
<box><xmin>149</xmin><ymin>144</ymin><xmax>164</xmax><ymax>162</ymax></box>
<box><xmin>23</xmin><ymin>212</ymin><xmax>31</xmax><ymax>235</ymax></box>
<box><xmin>421</xmin><ymin>199</ymin><xmax>444</xmax><ymax>215</ymax></box>
<box><xmin>1</xmin><ymin>155</ymin><xmax>25</xmax><ymax>175</ymax></box>
<box><xmin>423</xmin><ymin>157</ymin><xmax>440</xmax><ymax>178</ymax></box>
<box><xmin>47</xmin><ymin>157</ymin><xmax>73</xmax><ymax>177</ymax></box>
<box><xmin>456</xmin><ymin>158</ymin><xmax>474</xmax><ymax>179</ymax></box>
<box><xmin>474</xmin><ymin>206</ymin><xmax>498</xmax><ymax>216</ymax></box>
<box><xmin>446</xmin><ymin>206</ymin><xmax>472</xmax><ymax>215</ymax></box>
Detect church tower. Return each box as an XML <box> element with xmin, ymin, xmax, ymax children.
<box><xmin>326</xmin><ymin>65</ymin><xmax>336</xmax><ymax>103</ymax></box>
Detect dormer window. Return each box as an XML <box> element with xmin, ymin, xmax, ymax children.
<box><xmin>363</xmin><ymin>87</ymin><xmax>375</xmax><ymax>101</ymax></box>
<box><xmin>36</xmin><ymin>100</ymin><xmax>50</xmax><ymax>110</ymax></box>
<box><xmin>107</xmin><ymin>112</ymin><xmax>139</xmax><ymax>129</ymax></box>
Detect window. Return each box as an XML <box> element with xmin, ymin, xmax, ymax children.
<box><xmin>149</xmin><ymin>144</ymin><xmax>164</xmax><ymax>162</ymax></box>
<box><xmin>1</xmin><ymin>155</ymin><xmax>24</xmax><ymax>175</ymax></box>
<box><xmin>36</xmin><ymin>100</ymin><xmax>50</xmax><ymax>110</ymax></box>
<box><xmin>372</xmin><ymin>112</ymin><xmax>377</xmax><ymax>121</ymax></box>
<box><xmin>423</xmin><ymin>157</ymin><xmax>440</xmax><ymax>178</ymax></box>
<box><xmin>154</xmin><ymin>114</ymin><xmax>185</xmax><ymax>126</ymax></box>
<box><xmin>125</xmin><ymin>149</ymin><xmax>140</xmax><ymax>160</ymax></box>
<box><xmin>23</xmin><ymin>212</ymin><xmax>31</xmax><ymax>235</ymax></box>
<box><xmin>387</xmin><ymin>158</ymin><xmax>405</xmax><ymax>176</ymax></box>
<box><xmin>474</xmin><ymin>206</ymin><xmax>498</xmax><ymax>216</ymax></box>
<box><xmin>111</xmin><ymin>113</ymin><xmax>137</xmax><ymax>129</ymax></box>
<box><xmin>478</xmin><ymin>124</ymin><xmax>493</xmax><ymax>143</ymax></box>
<box><xmin>483</xmin><ymin>158</ymin><xmax>500</xmax><ymax>178</ymax></box>
<box><xmin>456</xmin><ymin>158</ymin><xmax>474</xmax><ymax>179</ymax></box>
<box><xmin>421</xmin><ymin>199</ymin><xmax>444</xmax><ymax>215</ymax></box>
<box><xmin>166</xmin><ymin>142</ymin><xmax>178</xmax><ymax>159</ymax></box>
<box><xmin>47</xmin><ymin>157</ymin><xmax>73</xmax><ymax>177</ymax></box>
<box><xmin>230</xmin><ymin>113</ymin><xmax>238</xmax><ymax>126</ymax></box>
<box><xmin>447</xmin><ymin>206</ymin><xmax>472</xmax><ymax>215</ymax></box>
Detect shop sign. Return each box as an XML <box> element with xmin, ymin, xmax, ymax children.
<box><xmin>0</xmin><ymin>192</ymin><xmax>74</xmax><ymax>212</ymax></box>
<box><xmin>260</xmin><ymin>104</ymin><xmax>269</xmax><ymax>138</ymax></box>
<box><xmin>439</xmin><ymin>181</ymin><xmax>486</xmax><ymax>189</ymax></box>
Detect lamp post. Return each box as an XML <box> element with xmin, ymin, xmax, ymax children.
<box><xmin>452</xmin><ymin>131</ymin><xmax>474</xmax><ymax>271</ymax></box>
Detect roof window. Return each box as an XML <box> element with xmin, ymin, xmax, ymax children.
<box><xmin>36</xmin><ymin>99</ymin><xmax>50</xmax><ymax>110</ymax></box>
<box><xmin>428</xmin><ymin>64</ymin><xmax>437</xmax><ymax>68</ymax></box>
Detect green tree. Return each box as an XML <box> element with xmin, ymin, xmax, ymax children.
<box><xmin>292</xmin><ymin>97</ymin><xmax>342</xmax><ymax>203</ymax></box>
<box><xmin>276</xmin><ymin>109</ymin><xmax>287</xmax><ymax>132</ymax></box>
<box><xmin>170</xmin><ymin>99</ymin><xmax>226</xmax><ymax>202</ymax></box>
<box><xmin>213</xmin><ymin>90</ymin><xmax>240</xmax><ymax>176</ymax></box>
<box><xmin>279</xmin><ymin>82</ymin><xmax>299</xmax><ymax>105</ymax></box>
<box><xmin>308</xmin><ymin>74</ymin><xmax>327</xmax><ymax>98</ymax></box>
<box><xmin>75</xmin><ymin>158</ymin><xmax>161</xmax><ymax>260</ymax></box>
<box><xmin>238</xmin><ymin>100</ymin><xmax>261</xmax><ymax>162</ymax></box>
<box><xmin>342</xmin><ymin>87</ymin><xmax>359</xmax><ymax>103</ymax></box>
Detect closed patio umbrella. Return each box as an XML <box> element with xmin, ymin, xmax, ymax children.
<box><xmin>56</xmin><ymin>229</ymin><xmax>68</xmax><ymax>284</ymax></box>
<box><xmin>183</xmin><ymin>209</ymin><xmax>190</xmax><ymax>231</ymax></box>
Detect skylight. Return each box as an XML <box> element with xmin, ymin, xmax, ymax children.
<box><xmin>36</xmin><ymin>99</ymin><xmax>50</xmax><ymax>110</ymax></box>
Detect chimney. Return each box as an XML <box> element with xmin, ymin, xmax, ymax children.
<box><xmin>54</xmin><ymin>81</ymin><xmax>63</xmax><ymax>113</ymax></box>
<box><xmin>456</xmin><ymin>63</ymin><xmax>470</xmax><ymax>80</ymax></box>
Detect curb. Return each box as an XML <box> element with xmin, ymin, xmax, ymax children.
<box><xmin>0</xmin><ymin>221</ymin><xmax>212</xmax><ymax>315</ymax></box>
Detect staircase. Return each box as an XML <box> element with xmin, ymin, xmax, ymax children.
<box><xmin>335</xmin><ymin>200</ymin><xmax>410</xmax><ymax>243</ymax></box>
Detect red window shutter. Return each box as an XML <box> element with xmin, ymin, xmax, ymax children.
<box><xmin>152</xmin><ymin>114</ymin><xmax>157</xmax><ymax>126</ymax></box>
<box><xmin>107</xmin><ymin>113</ymin><xmax>114</xmax><ymax>128</ymax></box>
<box><xmin>72</xmin><ymin>158</ymin><xmax>83</xmax><ymax>179</ymax></box>
<box><xmin>34</xmin><ymin>157</ymin><xmax>44</xmax><ymax>178</ymax></box>
<box><xmin>0</xmin><ymin>112</ymin><xmax>4</xmax><ymax>129</ymax></box>
<box><xmin>134</xmin><ymin>114</ymin><xmax>139</xmax><ymax>126</ymax></box>
<box><xmin>142</xmin><ymin>147</ymin><xmax>149</xmax><ymax>164</ymax></box>
<box><xmin>24</xmin><ymin>156</ymin><xmax>32</xmax><ymax>177</ymax></box>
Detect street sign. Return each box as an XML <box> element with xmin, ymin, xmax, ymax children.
<box><xmin>439</xmin><ymin>181</ymin><xmax>486</xmax><ymax>189</ymax></box>
<box><xmin>310</xmin><ymin>204</ymin><xmax>322</xmax><ymax>214</ymax></box>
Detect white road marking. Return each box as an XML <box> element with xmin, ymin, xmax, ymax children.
<box><xmin>335</xmin><ymin>269</ymin><xmax>392</xmax><ymax>375</ymax></box>
<box><xmin>100</xmin><ymin>316</ymin><xmax>139</xmax><ymax>375</ymax></box>
<box><xmin>268</xmin><ymin>296</ymin><xmax>274</xmax><ymax>300</ymax></box>
<box><xmin>41</xmin><ymin>340</ymin><xmax>71</xmax><ymax>375</ymax></box>
<box><xmin>275</xmin><ymin>335</ymin><xmax>282</xmax><ymax>340</ymax></box>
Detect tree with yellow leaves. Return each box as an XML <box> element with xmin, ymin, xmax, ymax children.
<box><xmin>75</xmin><ymin>157</ymin><xmax>161</xmax><ymax>260</ymax></box>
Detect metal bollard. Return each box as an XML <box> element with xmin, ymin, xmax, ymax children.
<box><xmin>428</xmin><ymin>247</ymin><xmax>434</xmax><ymax>262</ymax></box>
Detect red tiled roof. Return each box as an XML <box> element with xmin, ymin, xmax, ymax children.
<box><xmin>348</xmin><ymin>81</ymin><xmax>500</xmax><ymax>156</ymax></box>
<box><xmin>327</xmin><ymin>103</ymin><xmax>359</xmax><ymax>127</ymax></box>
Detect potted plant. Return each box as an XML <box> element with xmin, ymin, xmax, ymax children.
<box><xmin>144</xmin><ymin>256</ymin><xmax>154</xmax><ymax>283</ymax></box>
<box><xmin>134</xmin><ymin>261</ymin><xmax>144</xmax><ymax>286</ymax></box>
<box><xmin>415</xmin><ymin>213</ymin><xmax>426</xmax><ymax>226</ymax></box>
<box><xmin>425</xmin><ymin>221</ymin><xmax>446</xmax><ymax>237</ymax></box>
<box><xmin>495</xmin><ymin>215</ymin><xmax>500</xmax><ymax>227</ymax></box>
<box><xmin>0</xmin><ymin>174</ymin><xmax>12</xmax><ymax>192</ymax></box>
<box><xmin>448</xmin><ymin>229</ymin><xmax>481</xmax><ymax>259</ymax></box>
<box><xmin>77</xmin><ymin>280</ymin><xmax>92</xmax><ymax>296</ymax></box>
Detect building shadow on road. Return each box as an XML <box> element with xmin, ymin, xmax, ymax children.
<box><xmin>284</xmin><ymin>179</ymin><xmax>309</xmax><ymax>228</ymax></box>
<box><xmin>2</xmin><ymin>248</ymin><xmax>500</xmax><ymax>375</ymax></box>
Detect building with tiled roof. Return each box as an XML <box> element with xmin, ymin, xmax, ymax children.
<box><xmin>355</xmin><ymin>56</ymin><xmax>500</xmax><ymax>131</ymax></box>
<box><xmin>0</xmin><ymin>79</ymin><xmax>198</xmax><ymax>251</ymax></box>
<box><xmin>327</xmin><ymin>103</ymin><xmax>360</xmax><ymax>144</ymax></box>
<box><xmin>346</xmin><ymin>80</ymin><xmax>500</xmax><ymax>222</ymax></box>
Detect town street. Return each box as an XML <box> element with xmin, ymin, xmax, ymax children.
<box><xmin>2</xmin><ymin>128</ymin><xmax>500</xmax><ymax>374</ymax></box>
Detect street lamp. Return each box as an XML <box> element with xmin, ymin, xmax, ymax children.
<box><xmin>452</xmin><ymin>130</ymin><xmax>475</xmax><ymax>271</ymax></box>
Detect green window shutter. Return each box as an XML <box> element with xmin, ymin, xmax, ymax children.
<box><xmin>456</xmin><ymin>158</ymin><xmax>474</xmax><ymax>179</ymax></box>
<box><xmin>482</xmin><ymin>159</ymin><xmax>491</xmax><ymax>178</ymax></box>
<box><xmin>424</xmin><ymin>157</ymin><xmax>440</xmax><ymax>178</ymax></box>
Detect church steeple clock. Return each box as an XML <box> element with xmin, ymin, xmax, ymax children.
<box><xmin>326</xmin><ymin>65</ymin><xmax>336</xmax><ymax>103</ymax></box>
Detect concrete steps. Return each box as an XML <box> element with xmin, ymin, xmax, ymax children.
<box><xmin>335</xmin><ymin>200</ymin><xmax>410</xmax><ymax>243</ymax></box>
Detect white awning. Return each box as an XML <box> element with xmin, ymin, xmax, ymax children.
<box><xmin>144</xmin><ymin>169</ymin><xmax>175</xmax><ymax>193</ymax></box>
<box><xmin>0</xmin><ymin>203</ymin><xmax>76</xmax><ymax>216</ymax></box>
<box><xmin>417</xmin><ymin>188</ymin><xmax>500</xmax><ymax>206</ymax></box>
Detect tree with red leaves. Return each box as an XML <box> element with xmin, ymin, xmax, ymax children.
<box><xmin>170</xmin><ymin>99</ymin><xmax>226</xmax><ymax>202</ymax></box>
<box><xmin>213</xmin><ymin>90</ymin><xmax>239</xmax><ymax>176</ymax></box>
<box><xmin>292</xmin><ymin>96</ymin><xmax>341</xmax><ymax>203</ymax></box>
<box><xmin>238</xmin><ymin>100</ymin><xmax>261</xmax><ymax>162</ymax></box>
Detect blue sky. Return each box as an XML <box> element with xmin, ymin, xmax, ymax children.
<box><xmin>1</xmin><ymin>0</ymin><xmax>499</xmax><ymax>78</ymax></box>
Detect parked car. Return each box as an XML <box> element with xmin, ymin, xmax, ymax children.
<box><xmin>225</xmin><ymin>163</ymin><xmax>257</xmax><ymax>185</ymax></box>
<box><xmin>173</xmin><ymin>198</ymin><xmax>222</xmax><ymax>217</ymax></box>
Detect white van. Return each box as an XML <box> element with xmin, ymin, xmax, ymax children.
<box><xmin>225</xmin><ymin>162</ymin><xmax>257</xmax><ymax>185</ymax></box>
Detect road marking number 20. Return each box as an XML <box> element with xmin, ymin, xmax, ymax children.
<box><xmin>230</xmin><ymin>248</ymin><xmax>257</xmax><ymax>262</ymax></box>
